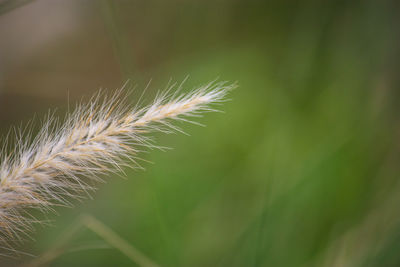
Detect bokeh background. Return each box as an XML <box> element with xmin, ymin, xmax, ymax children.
<box><xmin>1</xmin><ymin>0</ymin><xmax>400</xmax><ymax>266</ymax></box>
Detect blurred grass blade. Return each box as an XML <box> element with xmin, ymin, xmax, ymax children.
<box><xmin>0</xmin><ymin>0</ymin><xmax>36</xmax><ymax>16</ymax></box>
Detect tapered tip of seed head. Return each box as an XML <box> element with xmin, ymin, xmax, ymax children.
<box><xmin>199</xmin><ymin>80</ymin><xmax>237</xmax><ymax>101</ymax></box>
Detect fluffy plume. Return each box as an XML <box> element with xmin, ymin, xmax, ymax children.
<box><xmin>0</xmin><ymin>81</ymin><xmax>235</xmax><ymax>246</ymax></box>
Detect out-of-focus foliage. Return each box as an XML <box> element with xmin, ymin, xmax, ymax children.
<box><xmin>0</xmin><ymin>0</ymin><xmax>399</xmax><ymax>266</ymax></box>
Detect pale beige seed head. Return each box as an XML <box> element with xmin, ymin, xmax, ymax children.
<box><xmin>0</xmin><ymin>81</ymin><xmax>235</xmax><ymax>247</ymax></box>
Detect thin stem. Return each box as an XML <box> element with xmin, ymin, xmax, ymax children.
<box><xmin>81</xmin><ymin>214</ymin><xmax>160</xmax><ymax>267</ymax></box>
<box><xmin>23</xmin><ymin>214</ymin><xmax>160</xmax><ymax>267</ymax></box>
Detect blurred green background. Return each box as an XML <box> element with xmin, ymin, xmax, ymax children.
<box><xmin>1</xmin><ymin>0</ymin><xmax>400</xmax><ymax>266</ymax></box>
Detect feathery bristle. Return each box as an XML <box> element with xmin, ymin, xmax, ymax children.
<box><xmin>0</xmin><ymin>81</ymin><xmax>235</xmax><ymax>246</ymax></box>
